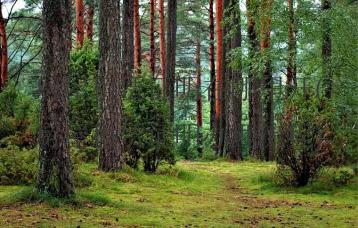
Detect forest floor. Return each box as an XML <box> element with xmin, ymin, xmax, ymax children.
<box><xmin>0</xmin><ymin>161</ymin><xmax>357</xmax><ymax>227</ymax></box>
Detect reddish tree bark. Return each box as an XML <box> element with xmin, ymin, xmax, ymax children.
<box><xmin>76</xmin><ymin>0</ymin><xmax>85</xmax><ymax>47</ymax></box>
<box><xmin>85</xmin><ymin>0</ymin><xmax>94</xmax><ymax>42</ymax></box>
<box><xmin>158</xmin><ymin>0</ymin><xmax>166</xmax><ymax>93</ymax></box>
<box><xmin>209</xmin><ymin>0</ymin><xmax>216</xmax><ymax>131</ymax></box>
<box><xmin>150</xmin><ymin>0</ymin><xmax>156</xmax><ymax>75</ymax></box>
<box><xmin>134</xmin><ymin>0</ymin><xmax>141</xmax><ymax>71</ymax></box>
<box><xmin>215</xmin><ymin>0</ymin><xmax>224</xmax><ymax>152</ymax></box>
<box><xmin>0</xmin><ymin>2</ymin><xmax>7</xmax><ymax>90</ymax></box>
<box><xmin>122</xmin><ymin>0</ymin><xmax>134</xmax><ymax>90</ymax></box>
<box><xmin>195</xmin><ymin>40</ymin><xmax>203</xmax><ymax>156</ymax></box>
<box><xmin>260</xmin><ymin>0</ymin><xmax>275</xmax><ymax>161</ymax></box>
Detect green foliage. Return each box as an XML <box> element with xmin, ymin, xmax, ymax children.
<box><xmin>123</xmin><ymin>68</ymin><xmax>175</xmax><ymax>172</ymax></box>
<box><xmin>0</xmin><ymin>146</ymin><xmax>38</xmax><ymax>185</ymax></box>
<box><xmin>69</xmin><ymin>42</ymin><xmax>99</xmax><ymax>141</ymax></box>
<box><xmin>277</xmin><ymin>92</ymin><xmax>342</xmax><ymax>186</ymax></box>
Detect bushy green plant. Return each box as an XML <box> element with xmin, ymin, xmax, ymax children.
<box><xmin>69</xmin><ymin>42</ymin><xmax>99</xmax><ymax>141</ymax></box>
<box><xmin>277</xmin><ymin>92</ymin><xmax>341</xmax><ymax>186</ymax></box>
<box><xmin>123</xmin><ymin>68</ymin><xmax>175</xmax><ymax>172</ymax></box>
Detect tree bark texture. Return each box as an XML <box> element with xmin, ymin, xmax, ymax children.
<box><xmin>134</xmin><ymin>0</ymin><xmax>141</xmax><ymax>71</ymax></box>
<box><xmin>196</xmin><ymin>40</ymin><xmax>203</xmax><ymax>157</ymax></box>
<box><xmin>38</xmin><ymin>0</ymin><xmax>74</xmax><ymax>197</ymax></box>
<box><xmin>98</xmin><ymin>0</ymin><xmax>124</xmax><ymax>171</ymax></box>
<box><xmin>85</xmin><ymin>0</ymin><xmax>94</xmax><ymax>42</ymax></box>
<box><xmin>122</xmin><ymin>0</ymin><xmax>134</xmax><ymax>90</ymax></box>
<box><xmin>150</xmin><ymin>0</ymin><xmax>156</xmax><ymax>75</ymax></box>
<box><xmin>159</xmin><ymin>0</ymin><xmax>166</xmax><ymax>93</ymax></box>
<box><xmin>209</xmin><ymin>0</ymin><xmax>216</xmax><ymax>131</ymax></box>
<box><xmin>322</xmin><ymin>0</ymin><xmax>332</xmax><ymax>99</ymax></box>
<box><xmin>287</xmin><ymin>0</ymin><xmax>297</xmax><ymax>95</ymax></box>
<box><xmin>76</xmin><ymin>0</ymin><xmax>85</xmax><ymax>46</ymax></box>
<box><xmin>0</xmin><ymin>2</ymin><xmax>7</xmax><ymax>91</ymax></box>
<box><xmin>165</xmin><ymin>0</ymin><xmax>177</xmax><ymax>123</ymax></box>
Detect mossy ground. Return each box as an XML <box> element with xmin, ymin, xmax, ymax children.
<box><xmin>0</xmin><ymin>161</ymin><xmax>357</xmax><ymax>227</ymax></box>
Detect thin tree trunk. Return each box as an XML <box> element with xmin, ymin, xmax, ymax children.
<box><xmin>215</xmin><ymin>0</ymin><xmax>224</xmax><ymax>154</ymax></box>
<box><xmin>134</xmin><ymin>0</ymin><xmax>141</xmax><ymax>71</ymax></box>
<box><xmin>98</xmin><ymin>0</ymin><xmax>124</xmax><ymax>171</ymax></box>
<box><xmin>150</xmin><ymin>0</ymin><xmax>156</xmax><ymax>75</ymax></box>
<box><xmin>0</xmin><ymin>2</ymin><xmax>7</xmax><ymax>91</ymax></box>
<box><xmin>195</xmin><ymin>40</ymin><xmax>203</xmax><ymax>157</ymax></box>
<box><xmin>287</xmin><ymin>0</ymin><xmax>297</xmax><ymax>95</ymax></box>
<box><xmin>38</xmin><ymin>0</ymin><xmax>74</xmax><ymax>197</ymax></box>
<box><xmin>322</xmin><ymin>0</ymin><xmax>332</xmax><ymax>99</ymax></box>
<box><xmin>158</xmin><ymin>0</ymin><xmax>166</xmax><ymax>94</ymax></box>
<box><xmin>246</xmin><ymin>0</ymin><xmax>263</xmax><ymax>159</ymax></box>
<box><xmin>261</xmin><ymin>0</ymin><xmax>274</xmax><ymax>161</ymax></box>
<box><xmin>165</xmin><ymin>0</ymin><xmax>177</xmax><ymax>123</ymax></box>
<box><xmin>85</xmin><ymin>0</ymin><xmax>94</xmax><ymax>42</ymax></box>
<box><xmin>209</xmin><ymin>0</ymin><xmax>216</xmax><ymax>131</ymax></box>
<box><xmin>122</xmin><ymin>0</ymin><xmax>134</xmax><ymax>91</ymax></box>
<box><xmin>225</xmin><ymin>0</ymin><xmax>243</xmax><ymax>160</ymax></box>
<box><xmin>76</xmin><ymin>0</ymin><xmax>85</xmax><ymax>46</ymax></box>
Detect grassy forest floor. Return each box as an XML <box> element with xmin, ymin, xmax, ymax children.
<box><xmin>0</xmin><ymin>161</ymin><xmax>357</xmax><ymax>227</ymax></box>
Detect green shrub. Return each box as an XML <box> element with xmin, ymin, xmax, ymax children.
<box><xmin>0</xmin><ymin>145</ymin><xmax>38</xmax><ymax>185</ymax></box>
<box><xmin>332</xmin><ymin>170</ymin><xmax>354</xmax><ymax>186</ymax></box>
<box><xmin>277</xmin><ymin>92</ymin><xmax>342</xmax><ymax>186</ymax></box>
<box><xmin>123</xmin><ymin>68</ymin><xmax>175</xmax><ymax>172</ymax></box>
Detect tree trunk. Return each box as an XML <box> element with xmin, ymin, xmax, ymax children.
<box><xmin>38</xmin><ymin>0</ymin><xmax>74</xmax><ymax>197</ymax></box>
<box><xmin>150</xmin><ymin>0</ymin><xmax>156</xmax><ymax>75</ymax></box>
<box><xmin>287</xmin><ymin>0</ymin><xmax>297</xmax><ymax>95</ymax></box>
<box><xmin>165</xmin><ymin>0</ymin><xmax>177</xmax><ymax>123</ymax></box>
<box><xmin>261</xmin><ymin>0</ymin><xmax>274</xmax><ymax>161</ymax></box>
<box><xmin>225</xmin><ymin>0</ymin><xmax>243</xmax><ymax>160</ymax></box>
<box><xmin>0</xmin><ymin>2</ymin><xmax>7</xmax><ymax>91</ymax></box>
<box><xmin>98</xmin><ymin>0</ymin><xmax>124</xmax><ymax>171</ymax></box>
<box><xmin>134</xmin><ymin>0</ymin><xmax>141</xmax><ymax>71</ymax></box>
<box><xmin>209</xmin><ymin>0</ymin><xmax>216</xmax><ymax>131</ymax></box>
<box><xmin>85</xmin><ymin>0</ymin><xmax>94</xmax><ymax>42</ymax></box>
<box><xmin>158</xmin><ymin>0</ymin><xmax>166</xmax><ymax>94</ymax></box>
<box><xmin>246</xmin><ymin>0</ymin><xmax>264</xmax><ymax>159</ymax></box>
<box><xmin>215</xmin><ymin>0</ymin><xmax>224</xmax><ymax>154</ymax></box>
<box><xmin>195</xmin><ymin>40</ymin><xmax>203</xmax><ymax>157</ymax></box>
<box><xmin>322</xmin><ymin>0</ymin><xmax>332</xmax><ymax>99</ymax></box>
<box><xmin>76</xmin><ymin>0</ymin><xmax>85</xmax><ymax>47</ymax></box>
<box><xmin>122</xmin><ymin>0</ymin><xmax>134</xmax><ymax>91</ymax></box>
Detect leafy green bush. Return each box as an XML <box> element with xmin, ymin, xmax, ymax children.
<box><xmin>123</xmin><ymin>68</ymin><xmax>175</xmax><ymax>172</ymax></box>
<box><xmin>69</xmin><ymin>42</ymin><xmax>99</xmax><ymax>141</ymax></box>
<box><xmin>277</xmin><ymin>92</ymin><xmax>342</xmax><ymax>186</ymax></box>
<box><xmin>0</xmin><ymin>145</ymin><xmax>38</xmax><ymax>185</ymax></box>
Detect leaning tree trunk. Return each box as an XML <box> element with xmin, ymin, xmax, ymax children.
<box><xmin>158</xmin><ymin>0</ymin><xmax>166</xmax><ymax>94</ymax></box>
<box><xmin>122</xmin><ymin>0</ymin><xmax>134</xmax><ymax>90</ymax></box>
<box><xmin>76</xmin><ymin>0</ymin><xmax>85</xmax><ymax>47</ymax></box>
<box><xmin>246</xmin><ymin>0</ymin><xmax>264</xmax><ymax>160</ymax></box>
<box><xmin>165</xmin><ymin>0</ymin><xmax>177</xmax><ymax>123</ymax></box>
<box><xmin>38</xmin><ymin>0</ymin><xmax>74</xmax><ymax>197</ymax></box>
<box><xmin>195</xmin><ymin>40</ymin><xmax>203</xmax><ymax>157</ymax></box>
<box><xmin>215</xmin><ymin>0</ymin><xmax>224</xmax><ymax>154</ymax></box>
<box><xmin>322</xmin><ymin>0</ymin><xmax>332</xmax><ymax>99</ymax></box>
<box><xmin>85</xmin><ymin>0</ymin><xmax>94</xmax><ymax>42</ymax></box>
<box><xmin>261</xmin><ymin>0</ymin><xmax>274</xmax><ymax>161</ymax></box>
<box><xmin>150</xmin><ymin>0</ymin><xmax>156</xmax><ymax>76</ymax></box>
<box><xmin>98</xmin><ymin>0</ymin><xmax>124</xmax><ymax>171</ymax></box>
<box><xmin>134</xmin><ymin>0</ymin><xmax>141</xmax><ymax>71</ymax></box>
<box><xmin>225</xmin><ymin>0</ymin><xmax>243</xmax><ymax>160</ymax></box>
<box><xmin>209</xmin><ymin>0</ymin><xmax>216</xmax><ymax>131</ymax></box>
<box><xmin>0</xmin><ymin>2</ymin><xmax>8</xmax><ymax>91</ymax></box>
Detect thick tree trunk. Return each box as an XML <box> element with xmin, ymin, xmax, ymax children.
<box><xmin>0</xmin><ymin>3</ymin><xmax>7</xmax><ymax>91</ymax></box>
<box><xmin>158</xmin><ymin>0</ymin><xmax>166</xmax><ymax>93</ymax></box>
<box><xmin>195</xmin><ymin>40</ymin><xmax>203</xmax><ymax>157</ymax></box>
<box><xmin>225</xmin><ymin>0</ymin><xmax>243</xmax><ymax>160</ymax></box>
<box><xmin>215</xmin><ymin>0</ymin><xmax>224</xmax><ymax>154</ymax></box>
<box><xmin>150</xmin><ymin>0</ymin><xmax>156</xmax><ymax>75</ymax></box>
<box><xmin>122</xmin><ymin>0</ymin><xmax>134</xmax><ymax>91</ymax></box>
<box><xmin>85</xmin><ymin>0</ymin><xmax>94</xmax><ymax>42</ymax></box>
<box><xmin>246</xmin><ymin>0</ymin><xmax>264</xmax><ymax>159</ymax></box>
<box><xmin>38</xmin><ymin>0</ymin><xmax>74</xmax><ymax>197</ymax></box>
<box><xmin>134</xmin><ymin>0</ymin><xmax>141</xmax><ymax>71</ymax></box>
<box><xmin>209</xmin><ymin>0</ymin><xmax>216</xmax><ymax>131</ymax></box>
<box><xmin>165</xmin><ymin>0</ymin><xmax>177</xmax><ymax>123</ymax></box>
<box><xmin>98</xmin><ymin>0</ymin><xmax>124</xmax><ymax>171</ymax></box>
<box><xmin>322</xmin><ymin>0</ymin><xmax>332</xmax><ymax>99</ymax></box>
<box><xmin>76</xmin><ymin>0</ymin><xmax>85</xmax><ymax>46</ymax></box>
<box><xmin>261</xmin><ymin>0</ymin><xmax>274</xmax><ymax>161</ymax></box>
